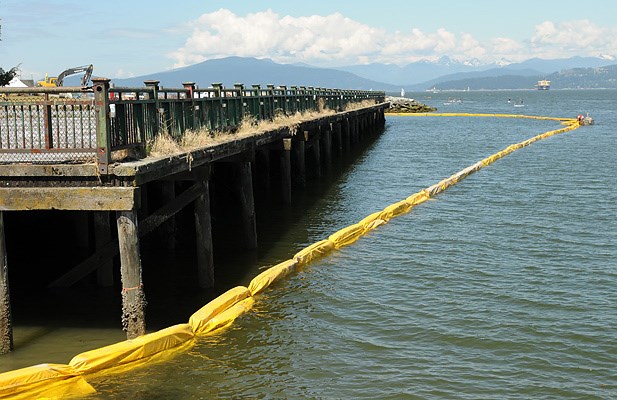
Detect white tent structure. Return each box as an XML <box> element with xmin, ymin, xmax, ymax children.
<box><xmin>5</xmin><ymin>76</ymin><xmax>28</xmax><ymax>88</ymax></box>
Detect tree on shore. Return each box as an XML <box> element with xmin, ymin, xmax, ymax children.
<box><xmin>0</xmin><ymin>66</ymin><xmax>19</xmax><ymax>86</ymax></box>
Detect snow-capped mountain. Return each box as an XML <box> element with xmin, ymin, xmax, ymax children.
<box><xmin>336</xmin><ymin>56</ymin><xmax>616</xmax><ymax>85</ymax></box>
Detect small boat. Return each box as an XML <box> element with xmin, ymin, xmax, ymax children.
<box><xmin>537</xmin><ymin>79</ymin><xmax>551</xmax><ymax>90</ymax></box>
<box><xmin>513</xmin><ymin>99</ymin><xmax>525</xmax><ymax>107</ymax></box>
<box><xmin>400</xmin><ymin>88</ymin><xmax>405</xmax><ymax>97</ymax></box>
<box><xmin>443</xmin><ymin>97</ymin><xmax>462</xmax><ymax>105</ymax></box>
<box><xmin>577</xmin><ymin>114</ymin><xmax>594</xmax><ymax>125</ymax></box>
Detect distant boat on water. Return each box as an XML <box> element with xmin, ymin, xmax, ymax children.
<box><xmin>400</xmin><ymin>88</ymin><xmax>405</xmax><ymax>97</ymax></box>
<box><xmin>537</xmin><ymin>79</ymin><xmax>551</xmax><ymax>90</ymax></box>
<box><xmin>443</xmin><ymin>97</ymin><xmax>462</xmax><ymax>105</ymax></box>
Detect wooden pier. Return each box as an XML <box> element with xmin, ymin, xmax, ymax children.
<box><xmin>0</xmin><ymin>80</ymin><xmax>386</xmax><ymax>352</ymax></box>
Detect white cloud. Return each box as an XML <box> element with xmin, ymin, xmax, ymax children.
<box><xmin>114</xmin><ymin>69</ymin><xmax>135</xmax><ymax>78</ymax></box>
<box><xmin>169</xmin><ymin>9</ymin><xmax>386</xmax><ymax>67</ymax></box>
<box><xmin>530</xmin><ymin>20</ymin><xmax>617</xmax><ymax>58</ymax></box>
<box><xmin>169</xmin><ymin>10</ymin><xmax>617</xmax><ymax>68</ymax></box>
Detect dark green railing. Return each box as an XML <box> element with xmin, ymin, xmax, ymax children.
<box><xmin>0</xmin><ymin>79</ymin><xmax>385</xmax><ymax>174</ymax></box>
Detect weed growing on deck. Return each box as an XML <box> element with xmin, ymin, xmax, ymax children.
<box><xmin>144</xmin><ymin>103</ymin><xmax>364</xmax><ymax>159</ymax></box>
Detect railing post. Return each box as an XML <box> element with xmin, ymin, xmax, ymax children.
<box><xmin>290</xmin><ymin>86</ymin><xmax>299</xmax><ymax>113</ymax></box>
<box><xmin>267</xmin><ymin>84</ymin><xmax>275</xmax><ymax>119</ymax></box>
<box><xmin>234</xmin><ymin>83</ymin><xmax>245</xmax><ymax>122</ymax></box>
<box><xmin>252</xmin><ymin>84</ymin><xmax>262</xmax><ymax>120</ymax></box>
<box><xmin>92</xmin><ymin>77</ymin><xmax>112</xmax><ymax>175</ymax></box>
<box><xmin>42</xmin><ymin>92</ymin><xmax>54</xmax><ymax>150</ymax></box>
<box><xmin>279</xmin><ymin>85</ymin><xmax>288</xmax><ymax>114</ymax></box>
<box><xmin>144</xmin><ymin>80</ymin><xmax>160</xmax><ymax>140</ymax></box>
<box><xmin>183</xmin><ymin>81</ymin><xmax>196</xmax><ymax>130</ymax></box>
<box><xmin>211</xmin><ymin>83</ymin><xmax>223</xmax><ymax>129</ymax></box>
<box><xmin>308</xmin><ymin>86</ymin><xmax>316</xmax><ymax>111</ymax></box>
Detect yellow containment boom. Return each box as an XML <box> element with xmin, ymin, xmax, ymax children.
<box><xmin>0</xmin><ymin>113</ymin><xmax>582</xmax><ymax>399</ymax></box>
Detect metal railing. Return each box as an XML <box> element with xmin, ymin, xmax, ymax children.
<box><xmin>0</xmin><ymin>78</ymin><xmax>385</xmax><ymax>174</ymax></box>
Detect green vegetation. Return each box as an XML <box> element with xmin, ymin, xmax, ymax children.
<box><xmin>0</xmin><ymin>66</ymin><xmax>19</xmax><ymax>86</ymax></box>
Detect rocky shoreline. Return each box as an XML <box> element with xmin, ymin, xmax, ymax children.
<box><xmin>386</xmin><ymin>96</ymin><xmax>436</xmax><ymax>113</ymax></box>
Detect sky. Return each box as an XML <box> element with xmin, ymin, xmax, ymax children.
<box><xmin>1</xmin><ymin>0</ymin><xmax>617</xmax><ymax>81</ymax></box>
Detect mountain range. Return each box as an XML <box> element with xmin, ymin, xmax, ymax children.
<box><xmin>106</xmin><ymin>55</ymin><xmax>617</xmax><ymax>92</ymax></box>
<box><xmin>112</xmin><ymin>57</ymin><xmax>401</xmax><ymax>91</ymax></box>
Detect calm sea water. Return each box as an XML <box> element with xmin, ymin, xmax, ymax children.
<box><xmin>4</xmin><ymin>90</ymin><xmax>617</xmax><ymax>399</ymax></box>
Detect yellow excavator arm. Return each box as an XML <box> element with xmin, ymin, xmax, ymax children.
<box><xmin>36</xmin><ymin>64</ymin><xmax>93</xmax><ymax>87</ymax></box>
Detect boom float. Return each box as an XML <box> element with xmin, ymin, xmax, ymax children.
<box><xmin>0</xmin><ymin>113</ymin><xmax>583</xmax><ymax>399</ymax></box>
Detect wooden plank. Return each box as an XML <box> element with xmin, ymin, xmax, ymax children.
<box><xmin>0</xmin><ymin>187</ymin><xmax>139</xmax><ymax>211</ymax></box>
<box><xmin>0</xmin><ymin>164</ymin><xmax>98</xmax><ymax>177</ymax></box>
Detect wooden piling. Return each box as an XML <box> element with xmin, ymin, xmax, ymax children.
<box><xmin>237</xmin><ymin>162</ymin><xmax>257</xmax><ymax>249</ymax></box>
<box><xmin>311</xmin><ymin>132</ymin><xmax>321</xmax><ymax>179</ymax></box>
<box><xmin>0</xmin><ymin>212</ymin><xmax>13</xmax><ymax>354</ymax></box>
<box><xmin>281</xmin><ymin>138</ymin><xmax>292</xmax><ymax>204</ymax></box>
<box><xmin>322</xmin><ymin>129</ymin><xmax>332</xmax><ymax>171</ymax></box>
<box><xmin>344</xmin><ymin>118</ymin><xmax>351</xmax><ymax>151</ymax></box>
<box><xmin>292</xmin><ymin>134</ymin><xmax>306</xmax><ymax>186</ymax></box>
<box><xmin>193</xmin><ymin>166</ymin><xmax>214</xmax><ymax>288</ymax></box>
<box><xmin>116</xmin><ymin>210</ymin><xmax>146</xmax><ymax>339</ymax></box>
<box><xmin>334</xmin><ymin>122</ymin><xmax>343</xmax><ymax>154</ymax></box>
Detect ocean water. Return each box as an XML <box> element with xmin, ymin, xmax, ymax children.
<box><xmin>5</xmin><ymin>90</ymin><xmax>617</xmax><ymax>399</ymax></box>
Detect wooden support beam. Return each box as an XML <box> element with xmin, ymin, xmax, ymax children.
<box><xmin>48</xmin><ymin>182</ymin><xmax>206</xmax><ymax>288</ymax></box>
<box><xmin>218</xmin><ymin>148</ymin><xmax>255</xmax><ymax>163</ymax></box>
<box><xmin>344</xmin><ymin>118</ymin><xmax>351</xmax><ymax>151</ymax></box>
<box><xmin>352</xmin><ymin>117</ymin><xmax>360</xmax><ymax>145</ymax></box>
<box><xmin>137</xmin><ymin>182</ymin><xmax>206</xmax><ymax>237</ymax></box>
<box><xmin>0</xmin><ymin>187</ymin><xmax>139</xmax><ymax>211</ymax></box>
<box><xmin>158</xmin><ymin>181</ymin><xmax>177</xmax><ymax>250</ymax></box>
<box><xmin>334</xmin><ymin>122</ymin><xmax>343</xmax><ymax>155</ymax></box>
<box><xmin>237</xmin><ymin>162</ymin><xmax>257</xmax><ymax>250</ymax></box>
<box><xmin>321</xmin><ymin>129</ymin><xmax>332</xmax><ymax>172</ymax></box>
<box><xmin>117</xmin><ymin>210</ymin><xmax>146</xmax><ymax>339</ymax></box>
<box><xmin>280</xmin><ymin>138</ymin><xmax>292</xmax><ymax>204</ymax></box>
<box><xmin>194</xmin><ymin>175</ymin><xmax>214</xmax><ymax>288</ymax></box>
<box><xmin>94</xmin><ymin>211</ymin><xmax>114</xmax><ymax>287</ymax></box>
<box><xmin>0</xmin><ymin>212</ymin><xmax>13</xmax><ymax>354</ymax></box>
<box><xmin>312</xmin><ymin>134</ymin><xmax>321</xmax><ymax>179</ymax></box>
<box><xmin>292</xmin><ymin>137</ymin><xmax>306</xmax><ymax>187</ymax></box>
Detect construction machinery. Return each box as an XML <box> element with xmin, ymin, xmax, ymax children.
<box><xmin>36</xmin><ymin>64</ymin><xmax>94</xmax><ymax>87</ymax></box>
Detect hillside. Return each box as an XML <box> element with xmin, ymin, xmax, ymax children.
<box><xmin>112</xmin><ymin>57</ymin><xmax>400</xmax><ymax>91</ymax></box>
<box><xmin>424</xmin><ymin>64</ymin><xmax>617</xmax><ymax>90</ymax></box>
<box><xmin>549</xmin><ymin>64</ymin><xmax>617</xmax><ymax>89</ymax></box>
<box><xmin>337</xmin><ymin>56</ymin><xmax>615</xmax><ymax>86</ymax></box>
<box><xmin>79</xmin><ymin>57</ymin><xmax>617</xmax><ymax>91</ymax></box>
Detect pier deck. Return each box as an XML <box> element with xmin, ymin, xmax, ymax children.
<box><xmin>0</xmin><ymin>79</ymin><xmax>387</xmax><ymax>352</ymax></box>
